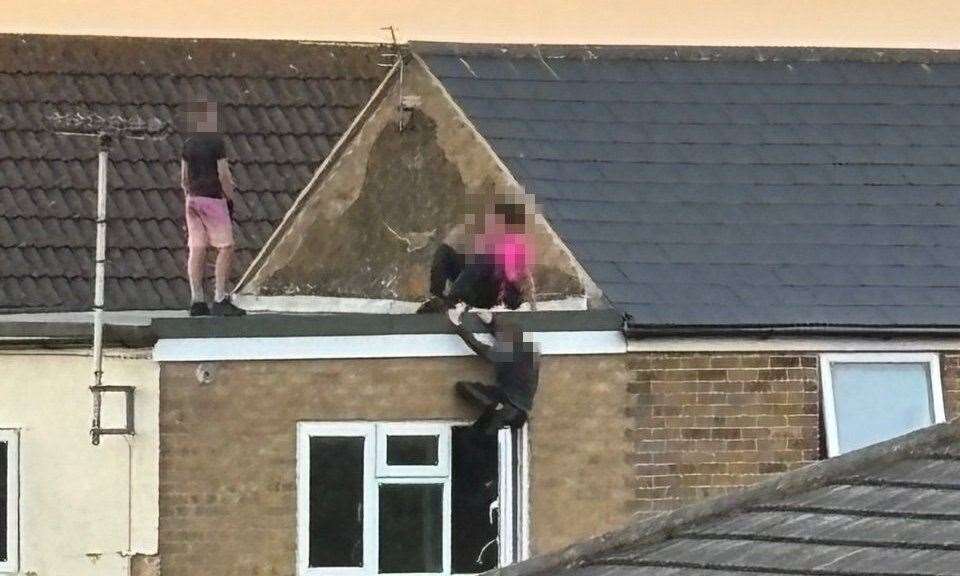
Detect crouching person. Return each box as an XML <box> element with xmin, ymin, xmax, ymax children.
<box><xmin>447</xmin><ymin>306</ymin><xmax>540</xmax><ymax>435</ymax></box>
<box><xmin>419</xmin><ymin>200</ymin><xmax>537</xmax><ymax>313</ymax></box>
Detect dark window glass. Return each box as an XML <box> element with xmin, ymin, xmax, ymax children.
<box><xmin>0</xmin><ymin>441</ymin><xmax>6</xmax><ymax>563</ymax></box>
<box><xmin>378</xmin><ymin>484</ymin><xmax>443</xmax><ymax>573</ymax></box>
<box><xmin>386</xmin><ymin>435</ymin><xmax>439</xmax><ymax>466</ymax></box>
<box><xmin>309</xmin><ymin>436</ymin><xmax>364</xmax><ymax>568</ymax></box>
<box><xmin>451</xmin><ymin>427</ymin><xmax>499</xmax><ymax>573</ymax></box>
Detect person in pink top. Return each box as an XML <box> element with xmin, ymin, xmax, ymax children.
<box><xmin>418</xmin><ymin>200</ymin><xmax>537</xmax><ymax>313</ymax></box>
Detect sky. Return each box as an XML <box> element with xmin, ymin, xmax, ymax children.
<box><xmin>1</xmin><ymin>0</ymin><xmax>959</xmax><ymax>47</ymax></box>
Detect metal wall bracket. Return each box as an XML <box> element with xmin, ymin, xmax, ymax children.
<box><xmin>91</xmin><ymin>385</ymin><xmax>135</xmax><ymax>445</ymax></box>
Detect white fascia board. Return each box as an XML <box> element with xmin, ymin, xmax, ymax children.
<box><xmin>154</xmin><ymin>331</ymin><xmax>625</xmax><ymax>362</ymax></box>
<box><xmin>628</xmin><ymin>336</ymin><xmax>960</xmax><ymax>353</ymax></box>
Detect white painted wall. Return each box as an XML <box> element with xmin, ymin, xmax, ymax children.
<box><xmin>0</xmin><ymin>350</ymin><xmax>159</xmax><ymax>576</ymax></box>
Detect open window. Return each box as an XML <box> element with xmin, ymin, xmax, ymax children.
<box><xmin>0</xmin><ymin>430</ymin><xmax>18</xmax><ymax>574</ymax></box>
<box><xmin>820</xmin><ymin>353</ymin><xmax>945</xmax><ymax>456</ymax></box>
<box><xmin>297</xmin><ymin>422</ymin><xmax>525</xmax><ymax>576</ymax></box>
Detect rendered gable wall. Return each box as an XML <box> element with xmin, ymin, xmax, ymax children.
<box><xmin>239</xmin><ymin>58</ymin><xmax>589</xmax><ymax>305</ymax></box>
<box><xmin>0</xmin><ymin>351</ymin><xmax>159</xmax><ymax>576</ymax></box>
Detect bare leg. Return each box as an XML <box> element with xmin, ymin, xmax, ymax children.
<box><xmin>187</xmin><ymin>245</ymin><xmax>206</xmax><ymax>303</ymax></box>
<box><xmin>214</xmin><ymin>245</ymin><xmax>234</xmax><ymax>302</ymax></box>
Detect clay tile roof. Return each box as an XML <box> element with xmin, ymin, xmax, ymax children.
<box><xmin>0</xmin><ymin>33</ymin><xmax>386</xmax><ymax>312</ymax></box>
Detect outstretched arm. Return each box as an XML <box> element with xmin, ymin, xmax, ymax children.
<box><xmin>447</xmin><ymin>307</ymin><xmax>493</xmax><ymax>360</ymax></box>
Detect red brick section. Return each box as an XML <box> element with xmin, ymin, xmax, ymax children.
<box><xmin>628</xmin><ymin>353</ymin><xmax>821</xmax><ymax>515</ymax></box>
<box><xmin>940</xmin><ymin>354</ymin><xmax>960</xmax><ymax>418</ymax></box>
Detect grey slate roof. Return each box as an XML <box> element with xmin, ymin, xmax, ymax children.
<box><xmin>415</xmin><ymin>44</ymin><xmax>960</xmax><ymax>328</ymax></box>
<box><xmin>0</xmin><ymin>34</ymin><xmax>385</xmax><ymax>312</ymax></box>
<box><xmin>491</xmin><ymin>418</ymin><xmax>960</xmax><ymax>576</ymax></box>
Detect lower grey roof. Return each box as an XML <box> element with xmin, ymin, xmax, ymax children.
<box><xmin>491</xmin><ymin>419</ymin><xmax>960</xmax><ymax>576</ymax></box>
<box><xmin>415</xmin><ymin>44</ymin><xmax>960</xmax><ymax>328</ymax></box>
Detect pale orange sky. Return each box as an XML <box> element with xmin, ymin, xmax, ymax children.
<box><xmin>1</xmin><ymin>0</ymin><xmax>958</xmax><ymax>47</ymax></box>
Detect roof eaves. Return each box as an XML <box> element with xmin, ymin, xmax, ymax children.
<box><xmin>625</xmin><ymin>323</ymin><xmax>960</xmax><ymax>338</ymax></box>
<box><xmin>152</xmin><ymin>309</ymin><xmax>623</xmax><ymax>340</ymax></box>
<box><xmin>489</xmin><ymin>417</ymin><xmax>960</xmax><ymax>576</ymax></box>
<box><xmin>0</xmin><ymin>322</ymin><xmax>155</xmax><ymax>348</ymax></box>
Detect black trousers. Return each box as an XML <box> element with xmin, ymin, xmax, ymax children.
<box><xmin>429</xmin><ymin>244</ymin><xmax>522</xmax><ymax>310</ymax></box>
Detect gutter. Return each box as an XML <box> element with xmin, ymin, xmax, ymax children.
<box><xmin>625</xmin><ymin>322</ymin><xmax>960</xmax><ymax>339</ymax></box>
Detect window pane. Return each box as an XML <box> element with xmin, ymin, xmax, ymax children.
<box><xmin>309</xmin><ymin>436</ymin><xmax>364</xmax><ymax>568</ymax></box>
<box><xmin>387</xmin><ymin>435</ymin><xmax>439</xmax><ymax>466</ymax></box>
<box><xmin>378</xmin><ymin>484</ymin><xmax>443</xmax><ymax>573</ymax></box>
<box><xmin>831</xmin><ymin>362</ymin><xmax>935</xmax><ymax>453</ymax></box>
<box><xmin>451</xmin><ymin>427</ymin><xmax>499</xmax><ymax>574</ymax></box>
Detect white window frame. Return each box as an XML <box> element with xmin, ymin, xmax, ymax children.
<box><xmin>297</xmin><ymin>423</ymin><xmax>377</xmax><ymax>576</ymax></box>
<box><xmin>0</xmin><ymin>430</ymin><xmax>19</xmax><ymax>575</ymax></box>
<box><xmin>376</xmin><ymin>423</ymin><xmax>451</xmax><ymax>478</ymax></box>
<box><xmin>297</xmin><ymin>422</ymin><xmax>522</xmax><ymax>576</ymax></box>
<box><xmin>376</xmin><ymin>477</ymin><xmax>451</xmax><ymax>576</ymax></box>
<box><xmin>820</xmin><ymin>352</ymin><xmax>945</xmax><ymax>457</ymax></box>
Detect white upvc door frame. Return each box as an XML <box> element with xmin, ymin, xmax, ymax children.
<box><xmin>819</xmin><ymin>352</ymin><xmax>945</xmax><ymax>457</ymax></box>
<box><xmin>0</xmin><ymin>429</ymin><xmax>20</xmax><ymax>575</ymax></box>
<box><xmin>496</xmin><ymin>428</ymin><xmax>514</xmax><ymax>568</ymax></box>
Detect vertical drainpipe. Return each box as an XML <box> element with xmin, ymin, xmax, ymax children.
<box><xmin>91</xmin><ymin>132</ymin><xmax>111</xmax><ymax>446</ymax></box>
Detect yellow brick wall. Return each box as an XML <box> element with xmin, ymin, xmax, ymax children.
<box><xmin>158</xmin><ymin>354</ymin><xmax>632</xmax><ymax>575</ymax></box>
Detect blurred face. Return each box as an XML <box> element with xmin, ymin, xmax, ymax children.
<box><xmin>496</xmin><ymin>202</ymin><xmax>528</xmax><ymax>234</ymax></box>
<box><xmin>186</xmin><ymin>100</ymin><xmax>218</xmax><ymax>133</ymax></box>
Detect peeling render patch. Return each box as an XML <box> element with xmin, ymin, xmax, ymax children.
<box><xmin>240</xmin><ymin>57</ymin><xmax>589</xmax><ymax>306</ymax></box>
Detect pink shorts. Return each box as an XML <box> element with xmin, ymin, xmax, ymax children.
<box><xmin>185</xmin><ymin>196</ymin><xmax>234</xmax><ymax>248</ymax></box>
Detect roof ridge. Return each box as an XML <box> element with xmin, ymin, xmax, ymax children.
<box><xmin>411</xmin><ymin>41</ymin><xmax>960</xmax><ymax>64</ymax></box>
<box><xmin>0</xmin><ymin>68</ymin><xmax>380</xmax><ymax>82</ymax></box>
<box><xmin>0</xmin><ymin>32</ymin><xmax>384</xmax><ymax>47</ymax></box>
<box><xmin>491</xmin><ymin>418</ymin><xmax>960</xmax><ymax>576</ymax></box>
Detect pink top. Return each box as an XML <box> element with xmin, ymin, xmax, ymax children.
<box><xmin>476</xmin><ymin>232</ymin><xmax>534</xmax><ymax>283</ymax></box>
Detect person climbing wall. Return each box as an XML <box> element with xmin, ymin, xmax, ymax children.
<box><xmin>446</xmin><ymin>306</ymin><xmax>540</xmax><ymax>435</ymax></box>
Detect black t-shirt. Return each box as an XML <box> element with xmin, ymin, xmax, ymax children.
<box><xmin>181</xmin><ymin>133</ymin><xmax>226</xmax><ymax>198</ymax></box>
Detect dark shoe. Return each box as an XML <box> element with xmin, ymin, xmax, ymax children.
<box><xmin>189</xmin><ymin>302</ymin><xmax>210</xmax><ymax>316</ymax></box>
<box><xmin>211</xmin><ymin>297</ymin><xmax>246</xmax><ymax>316</ymax></box>
<box><xmin>456</xmin><ymin>381</ymin><xmax>500</xmax><ymax>408</ymax></box>
<box><xmin>478</xmin><ymin>402</ymin><xmax>523</xmax><ymax>436</ymax></box>
<box><xmin>416</xmin><ymin>296</ymin><xmax>449</xmax><ymax>314</ymax></box>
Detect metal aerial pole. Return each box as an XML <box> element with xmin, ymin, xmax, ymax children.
<box><xmin>48</xmin><ymin>112</ymin><xmax>171</xmax><ymax>445</ymax></box>
<box><xmin>90</xmin><ymin>133</ymin><xmax>111</xmax><ymax>444</ymax></box>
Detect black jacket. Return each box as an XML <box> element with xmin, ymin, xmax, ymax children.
<box><xmin>454</xmin><ymin>323</ymin><xmax>540</xmax><ymax>412</ymax></box>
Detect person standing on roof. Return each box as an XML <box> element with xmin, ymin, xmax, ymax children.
<box><xmin>418</xmin><ymin>197</ymin><xmax>537</xmax><ymax>314</ymax></box>
<box><xmin>180</xmin><ymin>99</ymin><xmax>245</xmax><ymax>316</ymax></box>
<box><xmin>447</xmin><ymin>306</ymin><xmax>540</xmax><ymax>435</ymax></box>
